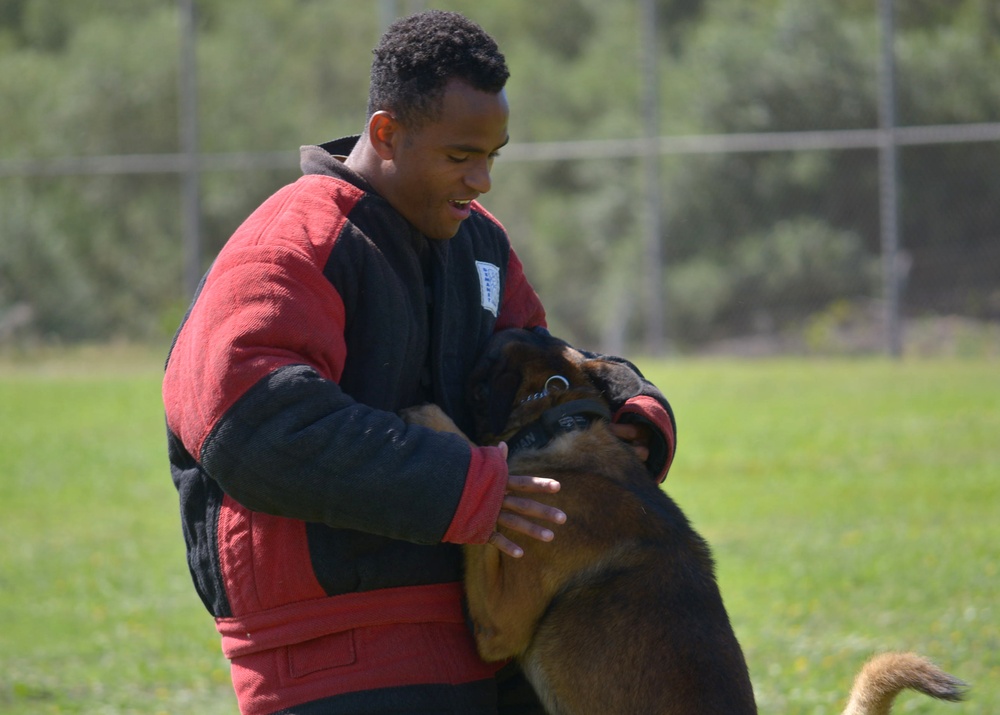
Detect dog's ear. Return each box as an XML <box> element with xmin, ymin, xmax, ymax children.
<box><xmin>482</xmin><ymin>368</ymin><xmax>521</xmax><ymax>439</ymax></box>
<box><xmin>581</xmin><ymin>359</ymin><xmax>644</xmax><ymax>412</ymax></box>
<box><xmin>469</xmin><ymin>328</ymin><xmax>572</xmax><ymax>441</ymax></box>
<box><xmin>469</xmin><ymin>331</ymin><xmax>529</xmax><ymax>441</ymax></box>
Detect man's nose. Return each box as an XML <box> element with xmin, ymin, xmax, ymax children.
<box><xmin>465</xmin><ymin>158</ymin><xmax>492</xmax><ymax>194</ymax></box>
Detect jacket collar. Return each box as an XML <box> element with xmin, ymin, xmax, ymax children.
<box><xmin>299</xmin><ymin>135</ymin><xmax>377</xmax><ymax>195</ymax></box>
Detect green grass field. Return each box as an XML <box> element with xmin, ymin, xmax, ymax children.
<box><xmin>1</xmin><ymin>346</ymin><xmax>997</xmax><ymax>714</ymax></box>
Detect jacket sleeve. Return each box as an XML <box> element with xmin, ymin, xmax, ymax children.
<box><xmin>606</xmin><ymin>365</ymin><xmax>676</xmax><ymax>483</ymax></box>
<box><xmin>496</xmin><ymin>245</ymin><xmax>547</xmax><ymax>332</ymax></box>
<box><xmin>163</xmin><ymin>225</ymin><xmax>507</xmax><ymax>547</ymax></box>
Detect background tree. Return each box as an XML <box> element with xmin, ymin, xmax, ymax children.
<box><xmin>0</xmin><ymin>0</ymin><xmax>996</xmax><ymax>350</ymax></box>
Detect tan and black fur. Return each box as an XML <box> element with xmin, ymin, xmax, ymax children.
<box><xmin>404</xmin><ymin>329</ymin><xmax>966</xmax><ymax>714</ymax></box>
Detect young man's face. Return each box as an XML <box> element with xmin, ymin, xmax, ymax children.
<box><xmin>383</xmin><ymin>79</ymin><xmax>510</xmax><ymax>240</ymax></box>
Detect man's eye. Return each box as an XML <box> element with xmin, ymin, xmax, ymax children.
<box><xmin>448</xmin><ymin>155</ymin><xmax>468</xmax><ymax>163</ymax></box>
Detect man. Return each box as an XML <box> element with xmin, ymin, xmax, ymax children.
<box><xmin>163</xmin><ymin>10</ymin><xmax>676</xmax><ymax>715</ymax></box>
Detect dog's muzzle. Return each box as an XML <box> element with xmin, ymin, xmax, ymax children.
<box><xmin>505</xmin><ymin>397</ymin><xmax>611</xmax><ymax>456</ymax></box>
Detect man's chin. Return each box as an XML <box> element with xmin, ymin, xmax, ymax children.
<box><xmin>424</xmin><ymin>223</ymin><xmax>462</xmax><ymax>241</ymax></box>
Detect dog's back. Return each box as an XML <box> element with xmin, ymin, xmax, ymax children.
<box><xmin>454</xmin><ymin>329</ymin><xmax>964</xmax><ymax>715</ymax></box>
<box><xmin>508</xmin><ymin>425</ymin><xmax>757</xmax><ymax>715</ymax></box>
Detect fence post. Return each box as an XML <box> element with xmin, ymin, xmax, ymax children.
<box><xmin>178</xmin><ymin>0</ymin><xmax>202</xmax><ymax>298</ymax></box>
<box><xmin>640</xmin><ymin>0</ymin><xmax>666</xmax><ymax>355</ymax></box>
<box><xmin>877</xmin><ymin>0</ymin><xmax>903</xmax><ymax>358</ymax></box>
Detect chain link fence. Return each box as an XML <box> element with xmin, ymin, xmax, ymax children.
<box><xmin>1</xmin><ymin>1</ymin><xmax>997</xmax><ymax>358</ymax></box>
<box><xmin>494</xmin><ymin>127</ymin><xmax>1000</xmax><ymax>358</ymax></box>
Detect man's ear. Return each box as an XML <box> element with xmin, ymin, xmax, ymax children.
<box><xmin>368</xmin><ymin>111</ymin><xmax>399</xmax><ymax>160</ymax></box>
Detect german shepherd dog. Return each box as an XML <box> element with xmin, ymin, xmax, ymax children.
<box><xmin>403</xmin><ymin>329</ymin><xmax>966</xmax><ymax>715</ymax></box>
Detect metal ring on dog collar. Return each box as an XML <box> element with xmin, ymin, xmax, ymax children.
<box><xmin>544</xmin><ymin>375</ymin><xmax>570</xmax><ymax>393</ymax></box>
<box><xmin>521</xmin><ymin>374</ymin><xmax>570</xmax><ymax>404</ymax></box>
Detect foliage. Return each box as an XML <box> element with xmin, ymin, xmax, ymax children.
<box><xmin>0</xmin><ymin>0</ymin><xmax>997</xmax><ymax>347</ymax></box>
<box><xmin>666</xmin><ymin>218</ymin><xmax>879</xmax><ymax>344</ymax></box>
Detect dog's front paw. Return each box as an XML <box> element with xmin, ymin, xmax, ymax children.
<box><xmin>400</xmin><ymin>403</ymin><xmax>448</xmax><ymax>428</ymax></box>
<box><xmin>401</xmin><ymin>404</ymin><xmax>471</xmax><ymax>441</ymax></box>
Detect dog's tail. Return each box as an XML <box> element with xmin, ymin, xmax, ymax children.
<box><xmin>841</xmin><ymin>652</ymin><xmax>966</xmax><ymax>715</ymax></box>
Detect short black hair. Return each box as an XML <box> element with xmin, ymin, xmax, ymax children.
<box><xmin>368</xmin><ymin>10</ymin><xmax>510</xmax><ymax>127</ymax></box>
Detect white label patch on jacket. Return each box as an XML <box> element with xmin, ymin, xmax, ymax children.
<box><xmin>476</xmin><ymin>261</ymin><xmax>501</xmax><ymax>317</ymax></box>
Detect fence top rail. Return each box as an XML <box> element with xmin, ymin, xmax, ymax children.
<box><xmin>2</xmin><ymin>122</ymin><xmax>999</xmax><ymax>177</ymax></box>
<box><xmin>0</xmin><ymin>150</ymin><xmax>297</xmax><ymax>177</ymax></box>
<box><xmin>502</xmin><ymin>122</ymin><xmax>1000</xmax><ymax>161</ymax></box>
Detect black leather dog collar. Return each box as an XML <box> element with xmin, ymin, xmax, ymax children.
<box><xmin>506</xmin><ymin>398</ymin><xmax>611</xmax><ymax>456</ymax></box>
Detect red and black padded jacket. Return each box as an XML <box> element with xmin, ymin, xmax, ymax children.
<box><xmin>162</xmin><ymin>137</ymin><xmax>676</xmax><ymax>713</ymax></box>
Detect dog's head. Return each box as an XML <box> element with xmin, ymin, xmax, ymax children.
<box><xmin>468</xmin><ymin>329</ymin><xmax>642</xmax><ymax>447</ymax></box>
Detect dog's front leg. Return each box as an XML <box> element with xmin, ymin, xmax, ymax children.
<box><xmin>463</xmin><ymin>543</ymin><xmax>509</xmax><ymax>659</ymax></box>
<box><xmin>400</xmin><ymin>404</ymin><xmax>513</xmax><ymax>654</ymax></box>
<box><xmin>464</xmin><ymin>542</ymin><xmax>546</xmax><ymax>662</ymax></box>
<box><xmin>402</xmin><ymin>404</ymin><xmax>544</xmax><ymax>660</ymax></box>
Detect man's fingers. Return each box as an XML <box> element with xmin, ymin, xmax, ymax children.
<box><xmin>489</xmin><ymin>443</ymin><xmax>565</xmax><ymax>556</ymax></box>
<box><xmin>501</xmin><ymin>493</ymin><xmax>566</xmax><ymax>525</ymax></box>
<box><xmin>491</xmin><ymin>510</ymin><xmax>557</xmax><ymax>559</ymax></box>
<box><xmin>506</xmin><ymin>473</ymin><xmax>561</xmax><ymax>494</ymax></box>
<box><xmin>489</xmin><ymin>531</ymin><xmax>525</xmax><ymax>559</ymax></box>
<box><xmin>608</xmin><ymin>422</ymin><xmax>640</xmax><ymax>441</ymax></box>
<box><xmin>498</xmin><ymin>509</ymin><xmax>556</xmax><ymax>541</ymax></box>
<box><xmin>488</xmin><ymin>492</ymin><xmax>566</xmax><ymax>558</ymax></box>
<box><xmin>608</xmin><ymin>422</ymin><xmax>651</xmax><ymax>463</ymax></box>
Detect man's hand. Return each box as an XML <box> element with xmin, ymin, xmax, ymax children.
<box><xmin>609</xmin><ymin>421</ymin><xmax>651</xmax><ymax>464</ymax></box>
<box><xmin>490</xmin><ymin>442</ymin><xmax>566</xmax><ymax>558</ymax></box>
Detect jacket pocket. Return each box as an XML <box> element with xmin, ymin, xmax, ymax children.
<box><xmin>287</xmin><ymin>630</ymin><xmax>357</xmax><ymax>678</ymax></box>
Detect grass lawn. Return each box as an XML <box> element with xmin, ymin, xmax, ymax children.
<box><xmin>642</xmin><ymin>358</ymin><xmax>999</xmax><ymax>713</ymax></box>
<box><xmin>1</xmin><ymin>345</ymin><xmax>997</xmax><ymax>713</ymax></box>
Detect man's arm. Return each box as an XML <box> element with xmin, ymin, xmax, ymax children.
<box><xmin>163</xmin><ymin>241</ymin><xmax>512</xmax><ymax>547</ymax></box>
